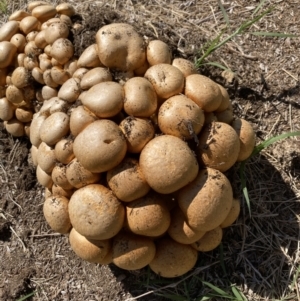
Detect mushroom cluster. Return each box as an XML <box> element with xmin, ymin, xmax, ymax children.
<box><xmin>0</xmin><ymin>2</ymin><xmax>256</xmax><ymax>278</ymax></box>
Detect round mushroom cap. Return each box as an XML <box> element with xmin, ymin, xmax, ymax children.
<box><xmin>126</xmin><ymin>192</ymin><xmax>171</xmax><ymax>237</ymax></box>
<box><xmin>197</xmin><ymin>121</ymin><xmax>240</xmax><ymax>172</ymax></box>
<box><xmin>73</xmin><ymin>120</ymin><xmax>127</xmax><ymax>173</ymax></box>
<box><xmin>167</xmin><ymin>207</ymin><xmax>206</xmax><ymax>244</ymax></box>
<box><xmin>0</xmin><ymin>21</ymin><xmax>19</xmax><ymax>42</ymax></box>
<box><xmin>158</xmin><ymin>94</ymin><xmax>205</xmax><ymax>139</ymax></box>
<box><xmin>112</xmin><ymin>232</ymin><xmax>156</xmax><ymax>270</ymax></box>
<box><xmin>69</xmin><ymin>228</ymin><xmax>112</xmax><ymax>264</ymax></box>
<box><xmin>119</xmin><ymin>116</ymin><xmax>155</xmax><ymax>153</ymax></box>
<box><xmin>50</xmin><ymin>38</ymin><xmax>74</xmax><ymax>65</ymax></box>
<box><xmin>191</xmin><ymin>226</ymin><xmax>223</xmax><ymax>252</ymax></box>
<box><xmin>232</xmin><ymin>118</ymin><xmax>256</xmax><ymax>161</ymax></box>
<box><xmin>147</xmin><ymin>40</ymin><xmax>171</xmax><ymax>66</ymax></box>
<box><xmin>220</xmin><ymin>198</ymin><xmax>240</xmax><ymax>228</ymax></box>
<box><xmin>185</xmin><ymin>74</ymin><xmax>222</xmax><ymax>112</ymax></box>
<box><xmin>0</xmin><ymin>42</ymin><xmax>17</xmax><ymax>68</ymax></box>
<box><xmin>107</xmin><ymin>157</ymin><xmax>150</xmax><ymax>202</ymax></box>
<box><xmin>123</xmin><ymin>77</ymin><xmax>157</xmax><ymax>117</ymax></box>
<box><xmin>172</xmin><ymin>58</ymin><xmax>197</xmax><ymax>77</ymax></box>
<box><xmin>140</xmin><ymin>135</ymin><xmax>199</xmax><ymax>194</ymax></box>
<box><xmin>43</xmin><ymin>195</ymin><xmax>72</xmax><ymax>234</ymax></box>
<box><xmin>81</xmin><ymin>81</ymin><xmax>124</xmax><ymax>118</ymax></box>
<box><xmin>68</xmin><ymin>184</ymin><xmax>125</xmax><ymax>240</ymax></box>
<box><xmin>144</xmin><ymin>64</ymin><xmax>184</xmax><ymax>99</ymax></box>
<box><xmin>96</xmin><ymin>23</ymin><xmax>146</xmax><ymax>71</ymax></box>
<box><xmin>178</xmin><ymin>168</ymin><xmax>233</xmax><ymax>232</ymax></box>
<box><xmin>149</xmin><ymin>237</ymin><xmax>198</xmax><ymax>278</ymax></box>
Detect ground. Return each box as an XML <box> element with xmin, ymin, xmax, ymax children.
<box><xmin>0</xmin><ymin>0</ymin><xmax>299</xmax><ymax>300</ymax></box>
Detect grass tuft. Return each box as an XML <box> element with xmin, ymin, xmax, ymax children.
<box><xmin>0</xmin><ymin>0</ymin><xmax>7</xmax><ymax>14</ymax></box>
<box><xmin>16</xmin><ymin>291</ymin><xmax>35</xmax><ymax>301</ymax></box>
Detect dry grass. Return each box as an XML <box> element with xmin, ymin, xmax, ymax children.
<box><xmin>0</xmin><ymin>0</ymin><xmax>299</xmax><ymax>300</ymax></box>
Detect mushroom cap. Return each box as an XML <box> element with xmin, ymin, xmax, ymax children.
<box><xmin>73</xmin><ymin>119</ymin><xmax>127</xmax><ymax>173</ymax></box>
<box><xmin>172</xmin><ymin>58</ymin><xmax>197</xmax><ymax>77</ymax></box>
<box><xmin>43</xmin><ymin>195</ymin><xmax>72</xmax><ymax>234</ymax></box>
<box><xmin>185</xmin><ymin>74</ymin><xmax>222</xmax><ymax>112</ymax></box>
<box><xmin>96</xmin><ymin>23</ymin><xmax>146</xmax><ymax>71</ymax></box>
<box><xmin>144</xmin><ymin>63</ymin><xmax>184</xmax><ymax>99</ymax></box>
<box><xmin>119</xmin><ymin>116</ymin><xmax>155</xmax><ymax>153</ymax></box>
<box><xmin>68</xmin><ymin>184</ymin><xmax>125</xmax><ymax>240</ymax></box>
<box><xmin>126</xmin><ymin>192</ymin><xmax>171</xmax><ymax>237</ymax></box>
<box><xmin>220</xmin><ymin>198</ymin><xmax>240</xmax><ymax>228</ymax></box>
<box><xmin>139</xmin><ymin>135</ymin><xmax>199</xmax><ymax>194</ymax></box>
<box><xmin>112</xmin><ymin>232</ymin><xmax>156</xmax><ymax>270</ymax></box>
<box><xmin>191</xmin><ymin>226</ymin><xmax>223</xmax><ymax>252</ymax></box>
<box><xmin>123</xmin><ymin>77</ymin><xmax>157</xmax><ymax>117</ymax></box>
<box><xmin>81</xmin><ymin>81</ymin><xmax>124</xmax><ymax>118</ymax></box>
<box><xmin>107</xmin><ymin>157</ymin><xmax>150</xmax><ymax>202</ymax></box>
<box><xmin>197</xmin><ymin>121</ymin><xmax>240</xmax><ymax>172</ymax></box>
<box><xmin>232</xmin><ymin>118</ymin><xmax>256</xmax><ymax>161</ymax></box>
<box><xmin>69</xmin><ymin>228</ymin><xmax>112</xmax><ymax>264</ymax></box>
<box><xmin>167</xmin><ymin>207</ymin><xmax>206</xmax><ymax>244</ymax></box>
<box><xmin>149</xmin><ymin>237</ymin><xmax>198</xmax><ymax>278</ymax></box>
<box><xmin>0</xmin><ymin>21</ymin><xmax>20</xmax><ymax>42</ymax></box>
<box><xmin>147</xmin><ymin>39</ymin><xmax>171</xmax><ymax>66</ymax></box>
<box><xmin>178</xmin><ymin>168</ymin><xmax>233</xmax><ymax>232</ymax></box>
<box><xmin>0</xmin><ymin>42</ymin><xmax>17</xmax><ymax>68</ymax></box>
<box><xmin>158</xmin><ymin>94</ymin><xmax>205</xmax><ymax>139</ymax></box>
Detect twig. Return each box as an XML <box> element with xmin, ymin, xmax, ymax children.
<box><xmin>10</xmin><ymin>226</ymin><xmax>27</xmax><ymax>252</ymax></box>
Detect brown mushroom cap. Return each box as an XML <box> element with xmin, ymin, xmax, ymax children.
<box><xmin>178</xmin><ymin>168</ymin><xmax>233</xmax><ymax>232</ymax></box>
<box><xmin>69</xmin><ymin>105</ymin><xmax>98</xmax><ymax>137</ymax></box>
<box><xmin>191</xmin><ymin>226</ymin><xmax>223</xmax><ymax>252</ymax></box>
<box><xmin>45</xmin><ymin>22</ymin><xmax>69</xmax><ymax>45</ymax></box>
<box><xmin>81</xmin><ymin>81</ymin><xmax>124</xmax><ymax>118</ymax></box>
<box><xmin>96</xmin><ymin>23</ymin><xmax>146</xmax><ymax>71</ymax></box>
<box><xmin>167</xmin><ymin>207</ymin><xmax>206</xmax><ymax>244</ymax></box>
<box><xmin>69</xmin><ymin>228</ymin><xmax>112</xmax><ymax>264</ymax></box>
<box><xmin>37</xmin><ymin>141</ymin><xmax>56</xmax><ymax>174</ymax></box>
<box><xmin>139</xmin><ymin>135</ymin><xmax>199</xmax><ymax>194</ymax></box>
<box><xmin>66</xmin><ymin>158</ymin><xmax>101</xmax><ymax>189</ymax></box>
<box><xmin>149</xmin><ymin>237</ymin><xmax>198</xmax><ymax>278</ymax></box>
<box><xmin>112</xmin><ymin>232</ymin><xmax>156</xmax><ymax>270</ymax></box>
<box><xmin>0</xmin><ymin>21</ymin><xmax>19</xmax><ymax>42</ymax></box>
<box><xmin>185</xmin><ymin>74</ymin><xmax>222</xmax><ymax>112</ymax></box>
<box><xmin>119</xmin><ymin>116</ymin><xmax>155</xmax><ymax>153</ymax></box>
<box><xmin>126</xmin><ymin>192</ymin><xmax>171</xmax><ymax>237</ymax></box>
<box><xmin>232</xmin><ymin>118</ymin><xmax>256</xmax><ymax>162</ymax></box>
<box><xmin>158</xmin><ymin>94</ymin><xmax>205</xmax><ymax>139</ymax></box>
<box><xmin>0</xmin><ymin>42</ymin><xmax>17</xmax><ymax>68</ymax></box>
<box><xmin>56</xmin><ymin>3</ymin><xmax>76</xmax><ymax>17</ymax></box>
<box><xmin>68</xmin><ymin>184</ymin><xmax>125</xmax><ymax>240</ymax></box>
<box><xmin>220</xmin><ymin>198</ymin><xmax>240</xmax><ymax>228</ymax></box>
<box><xmin>107</xmin><ymin>157</ymin><xmax>150</xmax><ymax>202</ymax></box>
<box><xmin>4</xmin><ymin>118</ymin><xmax>25</xmax><ymax>137</ymax></box>
<box><xmin>50</xmin><ymin>38</ymin><xmax>74</xmax><ymax>65</ymax></box>
<box><xmin>77</xmin><ymin>44</ymin><xmax>102</xmax><ymax>68</ymax></box>
<box><xmin>147</xmin><ymin>40</ymin><xmax>171</xmax><ymax>66</ymax></box>
<box><xmin>19</xmin><ymin>16</ymin><xmax>39</xmax><ymax>35</ymax></box>
<box><xmin>80</xmin><ymin>67</ymin><xmax>112</xmax><ymax>90</ymax></box>
<box><xmin>54</xmin><ymin>138</ymin><xmax>74</xmax><ymax>164</ymax></box>
<box><xmin>197</xmin><ymin>121</ymin><xmax>240</xmax><ymax>172</ymax></box>
<box><xmin>39</xmin><ymin>112</ymin><xmax>70</xmax><ymax>146</ymax></box>
<box><xmin>172</xmin><ymin>58</ymin><xmax>197</xmax><ymax>77</ymax></box>
<box><xmin>123</xmin><ymin>77</ymin><xmax>157</xmax><ymax>117</ymax></box>
<box><xmin>43</xmin><ymin>195</ymin><xmax>72</xmax><ymax>234</ymax></box>
<box><xmin>73</xmin><ymin>119</ymin><xmax>127</xmax><ymax>173</ymax></box>
<box><xmin>0</xmin><ymin>97</ymin><xmax>15</xmax><ymax>121</ymax></box>
<box><xmin>144</xmin><ymin>63</ymin><xmax>184</xmax><ymax>99</ymax></box>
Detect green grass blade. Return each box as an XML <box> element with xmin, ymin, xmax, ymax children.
<box><xmin>252</xmin><ymin>131</ymin><xmax>300</xmax><ymax>157</ymax></box>
<box><xmin>251</xmin><ymin>31</ymin><xmax>298</xmax><ymax>37</ymax></box>
<box><xmin>231</xmin><ymin>286</ymin><xmax>244</xmax><ymax>301</ymax></box>
<box><xmin>240</xmin><ymin>161</ymin><xmax>251</xmax><ymax>216</ymax></box>
<box><xmin>290</xmin><ymin>265</ymin><xmax>300</xmax><ymax>289</ymax></box>
<box><xmin>202</xmin><ymin>281</ymin><xmax>229</xmax><ymax>296</ymax></box>
<box><xmin>16</xmin><ymin>292</ymin><xmax>35</xmax><ymax>301</ymax></box>
<box><xmin>252</xmin><ymin>0</ymin><xmax>267</xmax><ymax>16</ymax></box>
<box><xmin>218</xmin><ymin>0</ymin><xmax>230</xmax><ymax>26</ymax></box>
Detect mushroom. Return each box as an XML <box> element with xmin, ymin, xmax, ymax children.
<box><xmin>178</xmin><ymin>168</ymin><xmax>233</xmax><ymax>232</ymax></box>
<box><xmin>149</xmin><ymin>237</ymin><xmax>198</xmax><ymax>278</ymax></box>
<box><xmin>68</xmin><ymin>184</ymin><xmax>125</xmax><ymax>240</ymax></box>
<box><xmin>96</xmin><ymin>23</ymin><xmax>146</xmax><ymax>71</ymax></box>
<box><xmin>139</xmin><ymin>135</ymin><xmax>199</xmax><ymax>194</ymax></box>
<box><xmin>147</xmin><ymin>40</ymin><xmax>171</xmax><ymax>66</ymax></box>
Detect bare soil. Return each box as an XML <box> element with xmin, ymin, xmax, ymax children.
<box><xmin>0</xmin><ymin>1</ymin><xmax>299</xmax><ymax>301</ymax></box>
